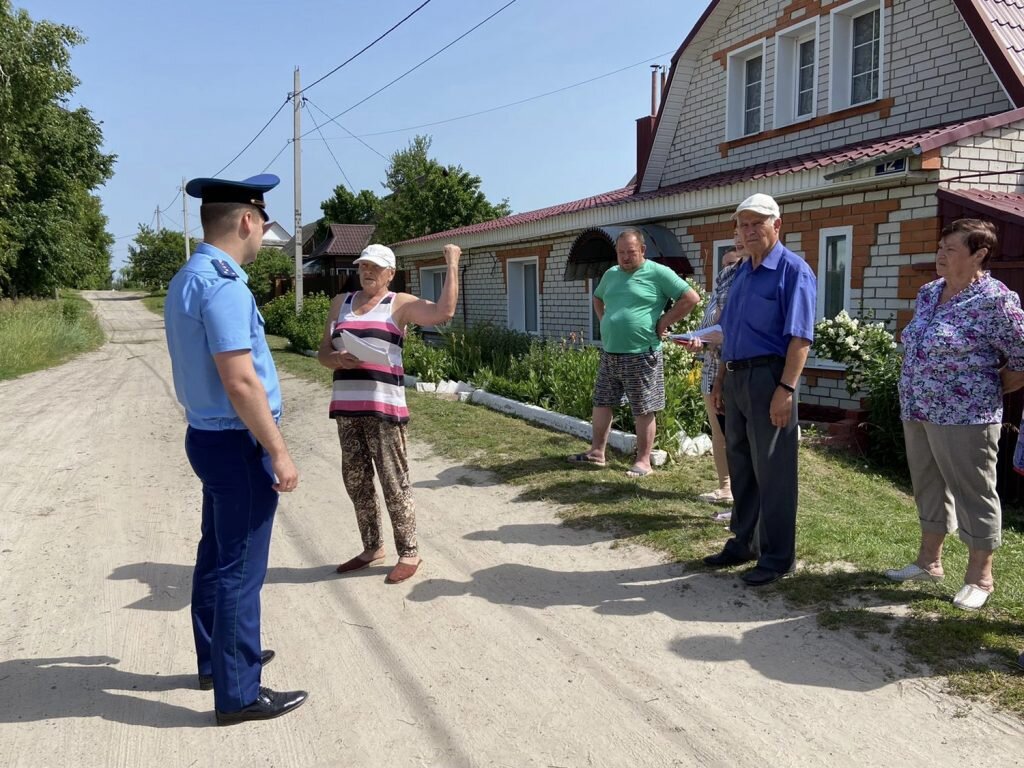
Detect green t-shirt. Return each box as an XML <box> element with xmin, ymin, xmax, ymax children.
<box><xmin>594</xmin><ymin>260</ymin><xmax>689</xmax><ymax>353</ymax></box>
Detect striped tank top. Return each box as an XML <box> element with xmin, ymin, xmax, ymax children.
<box><xmin>329</xmin><ymin>291</ymin><xmax>409</xmax><ymax>423</ymax></box>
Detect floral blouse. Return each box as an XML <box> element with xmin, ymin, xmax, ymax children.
<box><xmin>698</xmin><ymin>261</ymin><xmax>742</xmax><ymax>395</ymax></box>
<box><xmin>900</xmin><ymin>274</ymin><xmax>1024</xmax><ymax>424</ymax></box>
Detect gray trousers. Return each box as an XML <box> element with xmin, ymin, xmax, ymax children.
<box><xmin>722</xmin><ymin>357</ymin><xmax>799</xmax><ymax>573</ymax></box>
<box><xmin>903</xmin><ymin>420</ymin><xmax>1002</xmax><ymax>550</ymax></box>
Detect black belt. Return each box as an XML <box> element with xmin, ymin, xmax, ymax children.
<box><xmin>725</xmin><ymin>355</ymin><xmax>783</xmax><ymax>371</ymax></box>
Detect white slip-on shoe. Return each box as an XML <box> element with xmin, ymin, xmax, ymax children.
<box><xmin>953</xmin><ymin>583</ymin><xmax>992</xmax><ymax>610</ymax></box>
<box><xmin>884</xmin><ymin>563</ymin><xmax>943</xmax><ymax>583</ymax></box>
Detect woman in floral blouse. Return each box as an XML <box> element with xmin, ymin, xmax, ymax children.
<box><xmin>886</xmin><ymin>219</ymin><xmax>1024</xmax><ymax>610</ymax></box>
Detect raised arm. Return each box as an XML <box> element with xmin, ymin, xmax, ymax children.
<box><xmin>393</xmin><ymin>244</ymin><xmax>461</xmax><ymax>328</ymax></box>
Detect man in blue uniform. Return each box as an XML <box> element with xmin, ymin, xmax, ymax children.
<box><xmin>704</xmin><ymin>194</ymin><xmax>816</xmax><ymax>586</ymax></box>
<box><xmin>164</xmin><ymin>173</ymin><xmax>307</xmax><ymax>725</ymax></box>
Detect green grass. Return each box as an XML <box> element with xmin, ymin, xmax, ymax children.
<box><xmin>142</xmin><ymin>291</ymin><xmax>166</xmax><ymax>316</ymax></box>
<box><xmin>270</xmin><ymin>336</ymin><xmax>1024</xmax><ymax>715</ymax></box>
<box><xmin>0</xmin><ymin>293</ymin><xmax>105</xmax><ymax>380</ymax></box>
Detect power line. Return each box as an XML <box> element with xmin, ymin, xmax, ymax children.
<box><xmin>306</xmin><ymin>99</ymin><xmax>387</xmax><ymax>161</ymax></box>
<box><xmin>262</xmin><ymin>140</ymin><xmax>293</xmax><ymax>173</ymax></box>
<box><xmin>296</xmin><ymin>0</ymin><xmax>434</xmax><ymax>97</ymax></box>
<box><xmin>304</xmin><ymin>101</ymin><xmax>355</xmax><ymax>192</ymax></box>
<box><xmin>303</xmin><ymin>51</ymin><xmax>675</xmax><ymax>142</ymax></box>
<box><xmin>212</xmin><ymin>95</ymin><xmax>292</xmax><ymax>177</ymax></box>
<box><xmin>159</xmin><ymin>187</ymin><xmax>181</xmax><ymax>212</ymax></box>
<box><xmin>301</xmin><ymin>0</ymin><xmax>519</xmax><ymax>140</ymax></box>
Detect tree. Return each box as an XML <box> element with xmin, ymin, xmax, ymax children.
<box><xmin>246</xmin><ymin>247</ymin><xmax>295</xmax><ymax>306</ymax></box>
<box><xmin>122</xmin><ymin>227</ymin><xmax>192</xmax><ymax>290</ymax></box>
<box><xmin>317</xmin><ymin>135</ymin><xmax>510</xmax><ymax>246</ymax></box>
<box><xmin>0</xmin><ymin>1</ymin><xmax>116</xmax><ymax>296</ymax></box>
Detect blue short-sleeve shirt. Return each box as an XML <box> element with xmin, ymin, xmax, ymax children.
<box><xmin>720</xmin><ymin>241</ymin><xmax>817</xmax><ymax>361</ymax></box>
<box><xmin>164</xmin><ymin>242</ymin><xmax>281</xmax><ymax>430</ymax></box>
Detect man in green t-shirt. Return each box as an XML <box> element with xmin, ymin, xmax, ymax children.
<box><xmin>568</xmin><ymin>228</ymin><xmax>699</xmax><ymax>477</ymax></box>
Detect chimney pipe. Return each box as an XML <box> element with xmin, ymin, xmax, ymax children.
<box><xmin>650</xmin><ymin>65</ymin><xmax>659</xmax><ymax>116</ymax></box>
<box><xmin>660</xmin><ymin>65</ymin><xmax>667</xmax><ymax>105</ymax></box>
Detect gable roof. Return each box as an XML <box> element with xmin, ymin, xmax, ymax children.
<box><xmin>310</xmin><ymin>224</ymin><xmax>376</xmax><ymax>258</ymax></box>
<box><xmin>955</xmin><ymin>0</ymin><xmax>1024</xmax><ymax>106</ymax></box>
<box><xmin>393</xmin><ymin>107</ymin><xmax>1024</xmax><ymax>252</ymax></box>
<box><xmin>639</xmin><ymin>0</ymin><xmax>1024</xmax><ymax>193</ymax></box>
<box><xmin>279</xmin><ymin>219</ymin><xmax>321</xmax><ymax>257</ymax></box>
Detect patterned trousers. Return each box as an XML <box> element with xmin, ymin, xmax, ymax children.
<box><xmin>336</xmin><ymin>416</ymin><xmax>417</xmax><ymax>558</ymax></box>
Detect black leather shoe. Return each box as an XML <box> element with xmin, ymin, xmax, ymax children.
<box><xmin>740</xmin><ymin>565</ymin><xmax>794</xmax><ymax>586</ymax></box>
<box><xmin>199</xmin><ymin>649</ymin><xmax>275</xmax><ymax>691</ymax></box>
<box><xmin>215</xmin><ymin>686</ymin><xmax>308</xmax><ymax>725</ymax></box>
<box><xmin>703</xmin><ymin>549</ymin><xmax>756</xmax><ymax>568</ymax></box>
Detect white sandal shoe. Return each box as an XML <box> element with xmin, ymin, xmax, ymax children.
<box><xmin>953</xmin><ymin>583</ymin><xmax>992</xmax><ymax>610</ymax></box>
<box><xmin>884</xmin><ymin>563</ymin><xmax>943</xmax><ymax>583</ymax></box>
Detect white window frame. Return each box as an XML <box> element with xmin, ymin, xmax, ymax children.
<box><xmin>506</xmin><ymin>256</ymin><xmax>540</xmax><ymax>335</ymax></box>
<box><xmin>725</xmin><ymin>40</ymin><xmax>766</xmax><ymax>140</ymax></box>
<box><xmin>817</xmin><ymin>226</ymin><xmax>854</xmax><ymax>321</ymax></box>
<box><xmin>711</xmin><ymin>239</ymin><xmax>736</xmax><ymax>286</ymax></box>
<box><xmin>829</xmin><ymin>0</ymin><xmax>884</xmax><ymax>113</ymax></box>
<box><xmin>419</xmin><ymin>266</ymin><xmax>448</xmax><ymax>329</ymax></box>
<box><xmin>774</xmin><ymin>19</ymin><xmax>819</xmax><ymax>128</ymax></box>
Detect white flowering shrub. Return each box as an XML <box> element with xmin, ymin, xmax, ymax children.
<box><xmin>813</xmin><ymin>310</ymin><xmax>898</xmax><ymax>395</ymax></box>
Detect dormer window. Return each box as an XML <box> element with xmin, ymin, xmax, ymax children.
<box><xmin>726</xmin><ymin>41</ymin><xmax>766</xmax><ymax>139</ymax></box>
<box><xmin>830</xmin><ymin>0</ymin><xmax>884</xmax><ymax>111</ymax></box>
<box><xmin>775</xmin><ymin>19</ymin><xmax>819</xmax><ymax>127</ymax></box>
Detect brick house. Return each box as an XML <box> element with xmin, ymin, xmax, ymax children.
<box><xmin>392</xmin><ymin>0</ymin><xmax>1024</xmax><ymax>419</ymax></box>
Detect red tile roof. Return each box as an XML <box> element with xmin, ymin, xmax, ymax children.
<box><xmin>395</xmin><ymin>109</ymin><xmax>1024</xmax><ymax>247</ymax></box>
<box><xmin>312</xmin><ymin>224</ymin><xmax>376</xmax><ymax>257</ymax></box>
<box><xmin>938</xmin><ymin>187</ymin><xmax>1024</xmax><ymax>226</ymax></box>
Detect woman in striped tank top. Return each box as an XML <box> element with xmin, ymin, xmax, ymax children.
<box><xmin>317</xmin><ymin>243</ymin><xmax>461</xmax><ymax>584</ymax></box>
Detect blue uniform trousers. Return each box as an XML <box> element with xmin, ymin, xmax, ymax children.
<box><xmin>185</xmin><ymin>427</ymin><xmax>278</xmax><ymax>713</ymax></box>
<box><xmin>721</xmin><ymin>357</ymin><xmax>799</xmax><ymax>574</ymax></box>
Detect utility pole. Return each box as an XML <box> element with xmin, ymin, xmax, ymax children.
<box><xmin>293</xmin><ymin>66</ymin><xmax>303</xmax><ymax>313</ymax></box>
<box><xmin>155</xmin><ymin>205</ymin><xmax>162</xmax><ymax>233</ymax></box>
<box><xmin>182</xmin><ymin>177</ymin><xmax>190</xmax><ymax>262</ymax></box>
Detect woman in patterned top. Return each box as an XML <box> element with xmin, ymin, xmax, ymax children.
<box><xmin>317</xmin><ymin>243</ymin><xmax>461</xmax><ymax>584</ymax></box>
<box><xmin>676</xmin><ymin>233</ymin><xmax>746</xmax><ymax>519</ymax></box>
<box><xmin>886</xmin><ymin>219</ymin><xmax>1024</xmax><ymax>610</ymax></box>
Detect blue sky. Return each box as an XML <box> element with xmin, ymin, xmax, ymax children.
<box><xmin>21</xmin><ymin>0</ymin><xmax>703</xmax><ymax>269</ymax></box>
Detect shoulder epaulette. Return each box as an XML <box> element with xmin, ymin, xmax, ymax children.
<box><xmin>212</xmin><ymin>259</ymin><xmax>238</xmax><ymax>279</ymax></box>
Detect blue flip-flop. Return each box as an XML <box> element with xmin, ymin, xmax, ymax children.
<box><xmin>567</xmin><ymin>452</ymin><xmax>606</xmax><ymax>467</ymax></box>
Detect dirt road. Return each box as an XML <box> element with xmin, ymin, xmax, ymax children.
<box><xmin>0</xmin><ymin>292</ymin><xmax>1021</xmax><ymax>767</ymax></box>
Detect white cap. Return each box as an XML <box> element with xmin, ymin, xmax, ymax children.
<box><xmin>732</xmin><ymin>193</ymin><xmax>780</xmax><ymax>219</ymax></box>
<box><xmin>354</xmin><ymin>243</ymin><xmax>396</xmax><ymax>269</ymax></box>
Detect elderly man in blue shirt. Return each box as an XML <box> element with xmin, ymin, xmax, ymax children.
<box><xmin>164</xmin><ymin>174</ymin><xmax>307</xmax><ymax>724</ymax></box>
<box><xmin>703</xmin><ymin>194</ymin><xmax>817</xmax><ymax>586</ymax></box>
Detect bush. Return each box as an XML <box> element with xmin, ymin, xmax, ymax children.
<box><xmin>261</xmin><ymin>292</ymin><xmax>297</xmax><ymax>338</ymax></box>
<box><xmin>246</xmin><ymin>248</ymin><xmax>295</xmax><ymax>306</ymax></box>
<box><xmin>403</xmin><ymin>329</ymin><xmax>452</xmax><ymax>383</ymax></box>
<box><xmin>813</xmin><ymin>310</ymin><xmax>905</xmax><ymax>471</ymax></box>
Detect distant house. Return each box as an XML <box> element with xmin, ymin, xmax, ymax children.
<box><xmin>276</xmin><ymin>221</ymin><xmax>384</xmax><ymax>296</ymax></box>
<box><xmin>260</xmin><ymin>221</ymin><xmax>292</xmax><ymax>249</ymax></box>
<box><xmin>392</xmin><ymin>0</ymin><xmax>1024</xmax><ymax>418</ymax></box>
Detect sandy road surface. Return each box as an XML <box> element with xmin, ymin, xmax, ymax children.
<box><xmin>0</xmin><ymin>291</ymin><xmax>1021</xmax><ymax>767</ymax></box>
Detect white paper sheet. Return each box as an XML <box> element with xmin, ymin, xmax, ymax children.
<box><xmin>332</xmin><ymin>330</ymin><xmax>392</xmax><ymax>366</ymax></box>
<box><xmin>668</xmin><ymin>324</ymin><xmax>722</xmax><ymax>342</ymax></box>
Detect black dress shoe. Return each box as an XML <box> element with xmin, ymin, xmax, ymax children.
<box><xmin>215</xmin><ymin>686</ymin><xmax>308</xmax><ymax>725</ymax></box>
<box><xmin>199</xmin><ymin>649</ymin><xmax>275</xmax><ymax>691</ymax></box>
<box><xmin>740</xmin><ymin>565</ymin><xmax>794</xmax><ymax>586</ymax></box>
<box><xmin>703</xmin><ymin>549</ymin><xmax>756</xmax><ymax>568</ymax></box>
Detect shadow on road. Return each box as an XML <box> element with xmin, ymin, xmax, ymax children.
<box><xmin>0</xmin><ymin>656</ymin><xmax>208</xmax><ymax>727</ymax></box>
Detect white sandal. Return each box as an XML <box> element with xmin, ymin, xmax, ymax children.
<box><xmin>953</xmin><ymin>583</ymin><xmax>992</xmax><ymax>610</ymax></box>
<box><xmin>884</xmin><ymin>563</ymin><xmax>943</xmax><ymax>583</ymax></box>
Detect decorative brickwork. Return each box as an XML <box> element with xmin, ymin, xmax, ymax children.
<box><xmin>494</xmin><ymin>245</ymin><xmax>552</xmax><ymax>293</ymax></box>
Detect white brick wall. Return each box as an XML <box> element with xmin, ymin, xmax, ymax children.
<box><xmin>660</xmin><ymin>0</ymin><xmax>1011</xmax><ymax>187</ymax></box>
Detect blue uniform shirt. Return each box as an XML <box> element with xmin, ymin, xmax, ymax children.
<box><xmin>164</xmin><ymin>242</ymin><xmax>282</xmax><ymax>430</ymax></box>
<box><xmin>720</xmin><ymin>240</ymin><xmax>817</xmax><ymax>361</ymax></box>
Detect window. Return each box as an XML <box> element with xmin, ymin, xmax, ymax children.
<box><xmin>830</xmin><ymin>0</ymin><xmax>883</xmax><ymax>111</ymax></box>
<box><xmin>711</xmin><ymin>239</ymin><xmax>736</xmax><ymax>285</ymax></box>
<box><xmin>726</xmin><ymin>42</ymin><xmax>766</xmax><ymax>139</ymax></box>
<box><xmin>507</xmin><ymin>257</ymin><xmax>539</xmax><ymax>334</ymax></box>
<box><xmin>775</xmin><ymin>20</ymin><xmax>818</xmax><ymax>127</ymax></box>
<box><xmin>817</xmin><ymin>227</ymin><xmax>853</xmax><ymax>320</ymax></box>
